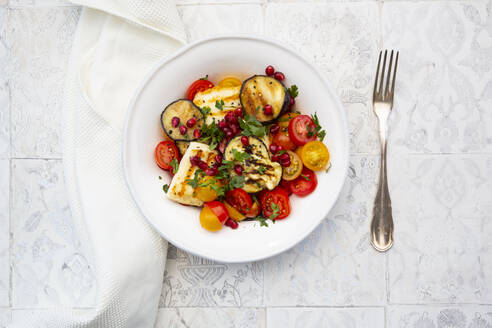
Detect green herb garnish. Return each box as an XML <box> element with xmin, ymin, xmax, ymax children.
<box><xmin>301</xmin><ymin>174</ymin><xmax>310</xmax><ymax>181</ymax></box>
<box><xmin>200</xmin><ymin>121</ymin><xmax>225</xmax><ymax>150</ymax></box>
<box><xmin>163</xmin><ymin>184</ymin><xmax>169</xmax><ymax>193</ymax></box>
<box><xmin>186</xmin><ymin>169</ymin><xmax>204</xmax><ymax>188</ymax></box>
<box><xmin>158</xmin><ymin>176</ymin><xmax>162</xmax><ymax>180</ymax></box>
<box><xmin>199</xmin><ymin>74</ymin><xmax>209</xmax><ymax>80</ymax></box>
<box><xmin>215</xmin><ymin>99</ymin><xmax>225</xmax><ymax>110</ymax></box>
<box><xmin>232</xmin><ymin>149</ymin><xmax>251</xmax><ymax>162</ymax></box>
<box><xmin>311</xmin><ymin>112</ymin><xmax>326</xmax><ymax>141</ymax></box>
<box><xmin>257</xmin><ymin>166</ymin><xmax>266</xmax><ymax>174</ymax></box>
<box><xmin>229</xmin><ymin>175</ymin><xmax>245</xmax><ymax>189</ymax></box>
<box><xmin>170</xmin><ymin>158</ymin><xmax>179</xmax><ymax>174</ymax></box>
<box><xmin>287</xmin><ymin>85</ymin><xmax>299</xmax><ymax>98</ymax></box>
<box><xmin>239</xmin><ymin>114</ymin><xmax>267</xmax><ymax>138</ymax></box>
<box><xmin>201</xmin><ymin>106</ymin><xmax>211</xmax><ymax>116</ymax></box>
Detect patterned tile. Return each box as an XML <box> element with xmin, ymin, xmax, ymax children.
<box><xmin>178</xmin><ymin>4</ymin><xmax>263</xmax><ymax>41</ymax></box>
<box><xmin>0</xmin><ymin>160</ymin><xmax>8</xmax><ymax>307</ymax></box>
<box><xmin>263</xmin><ymin>155</ymin><xmax>386</xmax><ymax>306</ymax></box>
<box><xmin>155</xmin><ymin>307</ymin><xmax>265</xmax><ymax>328</ymax></box>
<box><xmin>161</xmin><ymin>247</ymin><xmax>263</xmax><ymax>307</ymax></box>
<box><xmin>265</xmin><ymin>3</ymin><xmax>380</xmax><ymax>154</ymax></box>
<box><xmin>11</xmin><ymin>159</ymin><xmax>96</xmax><ymax>308</ymax></box>
<box><xmin>0</xmin><ymin>7</ymin><xmax>8</xmax><ymax>159</ymax></box>
<box><xmin>176</xmin><ymin>0</ymin><xmax>263</xmax><ymax>4</ymax></box>
<box><xmin>382</xmin><ymin>1</ymin><xmax>492</xmax><ymax>153</ymax></box>
<box><xmin>387</xmin><ymin>154</ymin><xmax>492</xmax><ymax>304</ymax></box>
<box><xmin>8</xmin><ymin>7</ymin><xmax>80</xmax><ymax>158</ymax></box>
<box><xmin>0</xmin><ymin>309</ymin><xmax>11</xmax><ymax>328</ymax></box>
<box><xmin>8</xmin><ymin>1</ymin><xmax>74</xmax><ymax>6</ymax></box>
<box><xmin>387</xmin><ymin>305</ymin><xmax>492</xmax><ymax>328</ymax></box>
<box><xmin>267</xmin><ymin>307</ymin><xmax>385</xmax><ymax>328</ymax></box>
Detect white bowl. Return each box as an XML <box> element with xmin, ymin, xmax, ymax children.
<box><xmin>123</xmin><ymin>35</ymin><xmax>349</xmax><ymax>263</ymax></box>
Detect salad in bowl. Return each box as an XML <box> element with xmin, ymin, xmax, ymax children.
<box><xmin>155</xmin><ymin>65</ymin><xmax>331</xmax><ymax>232</ymax></box>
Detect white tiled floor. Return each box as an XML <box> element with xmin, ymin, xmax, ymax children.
<box><xmin>1</xmin><ymin>0</ymin><xmax>491</xmax><ymax>327</ymax></box>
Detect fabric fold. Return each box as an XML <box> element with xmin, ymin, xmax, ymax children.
<box><xmin>9</xmin><ymin>1</ymin><xmax>185</xmax><ymax>327</ymax></box>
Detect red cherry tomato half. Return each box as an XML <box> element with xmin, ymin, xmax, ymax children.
<box><xmin>205</xmin><ymin>201</ymin><xmax>229</xmax><ymax>225</ymax></box>
<box><xmin>279</xmin><ymin>179</ymin><xmax>293</xmax><ymax>196</ymax></box>
<box><xmin>259</xmin><ymin>187</ymin><xmax>291</xmax><ymax>220</ymax></box>
<box><xmin>272</xmin><ymin>128</ymin><xmax>296</xmax><ymax>151</ymax></box>
<box><xmin>289</xmin><ymin>168</ymin><xmax>318</xmax><ymax>197</ymax></box>
<box><xmin>288</xmin><ymin>115</ymin><xmax>317</xmax><ymax>146</ymax></box>
<box><xmin>186</xmin><ymin>79</ymin><xmax>214</xmax><ymax>100</ymax></box>
<box><xmin>225</xmin><ymin>188</ymin><xmax>253</xmax><ymax>215</ymax></box>
<box><xmin>154</xmin><ymin>140</ymin><xmax>180</xmax><ymax>170</ymax></box>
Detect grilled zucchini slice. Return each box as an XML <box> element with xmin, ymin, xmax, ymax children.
<box><xmin>161</xmin><ymin>99</ymin><xmax>204</xmax><ymax>141</ymax></box>
<box><xmin>239</xmin><ymin>75</ymin><xmax>290</xmax><ymax>124</ymax></box>
<box><xmin>224</xmin><ymin>136</ymin><xmax>282</xmax><ymax>193</ymax></box>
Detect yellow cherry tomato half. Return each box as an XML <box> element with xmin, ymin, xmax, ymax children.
<box><xmin>300</xmin><ymin>141</ymin><xmax>330</xmax><ymax>171</ymax></box>
<box><xmin>224</xmin><ymin>202</ymin><xmax>246</xmax><ymax>221</ymax></box>
<box><xmin>282</xmin><ymin>150</ymin><xmax>303</xmax><ymax>181</ymax></box>
<box><xmin>195</xmin><ymin>176</ymin><xmax>220</xmax><ymax>202</ymax></box>
<box><xmin>278</xmin><ymin>112</ymin><xmax>299</xmax><ymax>129</ymax></box>
<box><xmin>199</xmin><ymin>205</ymin><xmax>223</xmax><ymax>231</ymax></box>
<box><xmin>218</xmin><ymin>77</ymin><xmax>242</xmax><ymax>87</ymax></box>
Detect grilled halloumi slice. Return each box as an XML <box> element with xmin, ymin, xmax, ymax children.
<box><xmin>193</xmin><ymin>85</ymin><xmax>241</xmax><ymax>125</ymax></box>
<box><xmin>167</xmin><ymin>142</ymin><xmax>218</xmax><ymax>207</ymax></box>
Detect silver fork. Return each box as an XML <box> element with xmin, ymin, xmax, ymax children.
<box><xmin>370</xmin><ymin>50</ymin><xmax>399</xmax><ymax>252</ymax></box>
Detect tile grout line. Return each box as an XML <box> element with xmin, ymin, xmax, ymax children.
<box><xmin>6</xmin><ymin>4</ymin><xmax>12</xmax><ymax>310</ymax></box>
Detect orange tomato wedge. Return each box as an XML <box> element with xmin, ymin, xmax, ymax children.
<box><xmin>224</xmin><ymin>202</ymin><xmax>246</xmax><ymax>221</ymax></box>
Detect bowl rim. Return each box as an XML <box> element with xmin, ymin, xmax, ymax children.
<box><xmin>122</xmin><ymin>34</ymin><xmax>350</xmax><ymax>263</ymax></box>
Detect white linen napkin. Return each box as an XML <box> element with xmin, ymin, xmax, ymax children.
<box><xmin>9</xmin><ymin>1</ymin><xmax>186</xmax><ymax>327</ymax></box>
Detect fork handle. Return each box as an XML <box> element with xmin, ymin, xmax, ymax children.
<box><xmin>370</xmin><ymin>116</ymin><xmax>394</xmax><ymax>252</ymax></box>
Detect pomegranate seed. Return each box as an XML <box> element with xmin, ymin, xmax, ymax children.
<box><xmin>225</xmin><ymin>218</ymin><xmax>239</xmax><ymax>229</ymax></box>
<box><xmin>230</xmin><ymin>124</ymin><xmax>239</xmax><ymax>135</ymax></box>
<box><xmin>270</xmin><ymin>124</ymin><xmax>280</xmax><ymax>135</ymax></box>
<box><xmin>276</xmin><ymin>145</ymin><xmax>284</xmax><ymax>152</ymax></box>
<box><xmin>241</xmin><ymin>136</ymin><xmax>249</xmax><ymax>146</ymax></box>
<box><xmin>172</xmin><ymin>117</ymin><xmax>180</xmax><ymax>128</ymax></box>
<box><xmin>265</xmin><ymin>65</ymin><xmax>275</xmax><ymax>76</ymax></box>
<box><xmin>269</xmin><ymin>144</ymin><xmax>278</xmax><ymax>153</ymax></box>
<box><xmin>190</xmin><ymin>155</ymin><xmax>200</xmax><ymax>166</ymax></box>
<box><xmin>193</xmin><ymin>129</ymin><xmax>201</xmax><ymax>139</ymax></box>
<box><xmin>280</xmin><ymin>158</ymin><xmax>291</xmax><ymax>167</ymax></box>
<box><xmin>205</xmin><ymin>167</ymin><xmax>218</xmax><ymax>176</ymax></box>
<box><xmin>274</xmin><ymin>72</ymin><xmax>285</xmax><ymax>81</ymax></box>
<box><xmin>198</xmin><ymin>161</ymin><xmax>208</xmax><ymax>170</ymax></box>
<box><xmin>218</xmin><ymin>139</ymin><xmax>227</xmax><ymax>153</ymax></box>
<box><xmin>215</xmin><ymin>154</ymin><xmax>222</xmax><ymax>164</ymax></box>
<box><xmin>226</xmin><ymin>130</ymin><xmax>233</xmax><ymax>138</ymax></box>
<box><xmin>179</xmin><ymin>125</ymin><xmax>187</xmax><ymax>135</ymax></box>
<box><xmin>186</xmin><ymin>117</ymin><xmax>197</xmax><ymax>128</ymax></box>
<box><xmin>280</xmin><ymin>153</ymin><xmax>290</xmax><ymax>161</ymax></box>
<box><xmin>234</xmin><ymin>165</ymin><xmax>243</xmax><ymax>175</ymax></box>
<box><xmin>218</xmin><ymin>120</ymin><xmax>227</xmax><ymax>129</ymax></box>
<box><xmin>234</xmin><ymin>107</ymin><xmax>244</xmax><ymax>117</ymax></box>
<box><xmin>272</xmin><ymin>154</ymin><xmax>280</xmax><ymax>162</ymax></box>
<box><xmin>225</xmin><ymin>112</ymin><xmax>237</xmax><ymax>124</ymax></box>
<box><xmin>223</xmin><ymin>126</ymin><xmax>231</xmax><ymax>134</ymax></box>
<box><xmin>263</xmin><ymin>105</ymin><xmax>273</xmax><ymax>115</ymax></box>
<box><xmin>289</xmin><ymin>97</ymin><xmax>295</xmax><ymax>107</ymax></box>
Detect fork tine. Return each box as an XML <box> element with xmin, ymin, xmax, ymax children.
<box><xmin>384</xmin><ymin>50</ymin><xmax>394</xmax><ymax>99</ymax></box>
<box><xmin>373</xmin><ymin>51</ymin><xmax>382</xmax><ymax>98</ymax></box>
<box><xmin>379</xmin><ymin>50</ymin><xmax>387</xmax><ymax>97</ymax></box>
<box><xmin>390</xmin><ymin>51</ymin><xmax>399</xmax><ymax>102</ymax></box>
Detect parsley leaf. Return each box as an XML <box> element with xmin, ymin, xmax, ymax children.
<box><xmin>201</xmin><ymin>106</ymin><xmax>211</xmax><ymax>117</ymax></box>
<box><xmin>186</xmin><ymin>169</ymin><xmax>204</xmax><ymax>188</ymax></box>
<box><xmin>269</xmin><ymin>203</ymin><xmax>280</xmax><ymax>221</ymax></box>
<box><xmin>215</xmin><ymin>99</ymin><xmax>225</xmax><ymax>110</ymax></box>
<box><xmin>287</xmin><ymin>85</ymin><xmax>299</xmax><ymax>98</ymax></box>
<box><xmin>257</xmin><ymin>166</ymin><xmax>266</xmax><ymax>174</ymax></box>
<box><xmin>170</xmin><ymin>158</ymin><xmax>179</xmax><ymax>174</ymax></box>
<box><xmin>163</xmin><ymin>184</ymin><xmax>169</xmax><ymax>193</ymax></box>
<box><xmin>158</xmin><ymin>176</ymin><xmax>162</xmax><ymax>180</ymax></box>
<box><xmin>232</xmin><ymin>149</ymin><xmax>251</xmax><ymax>162</ymax></box>
<box><xmin>200</xmin><ymin>121</ymin><xmax>225</xmax><ymax>150</ymax></box>
<box><xmin>311</xmin><ymin>112</ymin><xmax>327</xmax><ymax>142</ymax></box>
<box><xmin>229</xmin><ymin>175</ymin><xmax>245</xmax><ymax>189</ymax></box>
<box><xmin>199</xmin><ymin>74</ymin><xmax>209</xmax><ymax>80</ymax></box>
<box><xmin>239</xmin><ymin>115</ymin><xmax>267</xmax><ymax>138</ymax></box>
<box><xmin>301</xmin><ymin>174</ymin><xmax>310</xmax><ymax>181</ymax></box>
